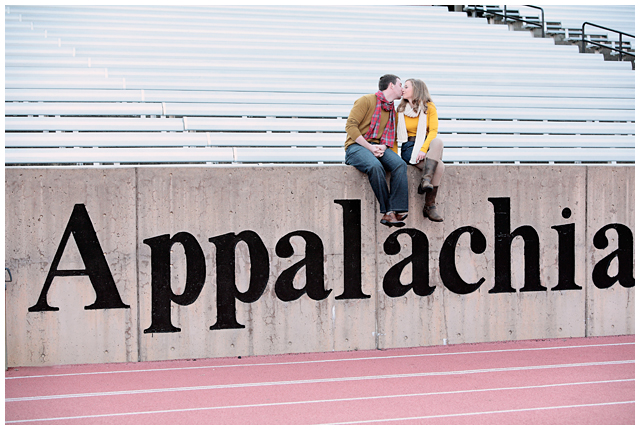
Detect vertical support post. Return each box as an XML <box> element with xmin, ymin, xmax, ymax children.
<box><xmin>619</xmin><ymin>33</ymin><xmax>623</xmax><ymax>61</ymax></box>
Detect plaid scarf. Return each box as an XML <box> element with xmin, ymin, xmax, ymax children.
<box><xmin>363</xmin><ymin>91</ymin><xmax>396</xmax><ymax>147</ymax></box>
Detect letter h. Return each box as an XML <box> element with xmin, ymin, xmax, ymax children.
<box><xmin>488</xmin><ymin>197</ymin><xmax>545</xmax><ymax>293</ymax></box>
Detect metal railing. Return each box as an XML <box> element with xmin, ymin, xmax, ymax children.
<box><xmin>581</xmin><ymin>22</ymin><xmax>635</xmax><ymax>61</ymax></box>
<box><xmin>469</xmin><ymin>6</ymin><xmax>635</xmax><ymax>62</ymax></box>
<box><xmin>479</xmin><ymin>5</ymin><xmax>546</xmax><ymax>37</ymax></box>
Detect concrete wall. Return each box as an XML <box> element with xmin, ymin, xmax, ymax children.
<box><xmin>6</xmin><ymin>169</ymin><xmax>138</xmax><ymax>366</ymax></box>
<box><xmin>5</xmin><ymin>165</ymin><xmax>634</xmax><ymax>367</ymax></box>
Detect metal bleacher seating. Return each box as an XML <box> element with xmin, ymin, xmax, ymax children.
<box><xmin>514</xmin><ymin>5</ymin><xmax>635</xmax><ymax>49</ymax></box>
<box><xmin>469</xmin><ymin>5</ymin><xmax>635</xmax><ymax>53</ymax></box>
<box><xmin>5</xmin><ymin>5</ymin><xmax>635</xmax><ymax>166</ymax></box>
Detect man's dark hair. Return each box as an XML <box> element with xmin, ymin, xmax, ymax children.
<box><xmin>379</xmin><ymin>74</ymin><xmax>400</xmax><ymax>91</ymax></box>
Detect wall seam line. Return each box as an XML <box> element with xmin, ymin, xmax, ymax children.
<box><xmin>135</xmin><ymin>167</ymin><xmax>142</xmax><ymax>362</ymax></box>
<box><xmin>584</xmin><ymin>166</ymin><xmax>589</xmax><ymax>338</ymax></box>
<box><xmin>374</xmin><ymin>198</ymin><xmax>380</xmax><ymax>351</ymax></box>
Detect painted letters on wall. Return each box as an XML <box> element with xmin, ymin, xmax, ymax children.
<box><xmin>5</xmin><ymin>165</ymin><xmax>635</xmax><ymax>366</ymax></box>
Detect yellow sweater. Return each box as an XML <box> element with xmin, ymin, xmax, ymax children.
<box><xmin>396</xmin><ymin>102</ymin><xmax>438</xmax><ymax>153</ymax></box>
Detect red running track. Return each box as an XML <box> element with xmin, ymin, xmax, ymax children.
<box><xmin>5</xmin><ymin>335</ymin><xmax>634</xmax><ymax>425</ymax></box>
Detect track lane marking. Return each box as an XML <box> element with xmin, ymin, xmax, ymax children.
<box><xmin>5</xmin><ymin>341</ymin><xmax>634</xmax><ymax>380</ymax></box>
<box><xmin>328</xmin><ymin>401</ymin><xmax>636</xmax><ymax>425</ymax></box>
<box><xmin>6</xmin><ymin>360</ymin><xmax>634</xmax><ymax>402</ymax></box>
<box><xmin>5</xmin><ymin>379</ymin><xmax>634</xmax><ymax>424</ymax></box>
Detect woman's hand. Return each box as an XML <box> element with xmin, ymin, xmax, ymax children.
<box><xmin>416</xmin><ymin>151</ymin><xmax>427</xmax><ymax>162</ymax></box>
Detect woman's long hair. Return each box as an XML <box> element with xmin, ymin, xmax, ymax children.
<box><xmin>398</xmin><ymin>78</ymin><xmax>434</xmax><ymax>114</ymax></box>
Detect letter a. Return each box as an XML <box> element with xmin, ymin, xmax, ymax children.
<box><xmin>29</xmin><ymin>204</ymin><xmax>129</xmax><ymax>312</ymax></box>
<box><xmin>383</xmin><ymin>228</ymin><xmax>435</xmax><ymax>297</ymax></box>
<box><xmin>592</xmin><ymin>223</ymin><xmax>635</xmax><ymax>289</ymax></box>
<box><xmin>275</xmin><ymin>231</ymin><xmax>331</xmax><ymax>302</ymax></box>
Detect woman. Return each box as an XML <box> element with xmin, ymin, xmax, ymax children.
<box><xmin>396</xmin><ymin>78</ymin><xmax>445</xmax><ymax>222</ymax></box>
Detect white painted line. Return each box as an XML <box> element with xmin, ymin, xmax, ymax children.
<box><xmin>328</xmin><ymin>401</ymin><xmax>636</xmax><ymax>425</ymax></box>
<box><xmin>5</xmin><ymin>379</ymin><xmax>634</xmax><ymax>424</ymax></box>
<box><xmin>6</xmin><ymin>360</ymin><xmax>634</xmax><ymax>403</ymax></box>
<box><xmin>6</xmin><ymin>341</ymin><xmax>634</xmax><ymax>380</ymax></box>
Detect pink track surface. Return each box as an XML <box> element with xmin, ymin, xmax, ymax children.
<box><xmin>5</xmin><ymin>335</ymin><xmax>634</xmax><ymax>425</ymax></box>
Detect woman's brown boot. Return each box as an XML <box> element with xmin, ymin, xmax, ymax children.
<box><xmin>417</xmin><ymin>158</ymin><xmax>437</xmax><ymax>194</ymax></box>
<box><xmin>423</xmin><ymin>186</ymin><xmax>443</xmax><ymax>222</ymax></box>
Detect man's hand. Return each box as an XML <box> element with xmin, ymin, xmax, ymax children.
<box><xmin>355</xmin><ymin>136</ymin><xmax>385</xmax><ymax>158</ymax></box>
<box><xmin>371</xmin><ymin>144</ymin><xmax>386</xmax><ymax>158</ymax></box>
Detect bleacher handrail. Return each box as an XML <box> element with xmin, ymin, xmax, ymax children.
<box><xmin>581</xmin><ymin>22</ymin><xmax>635</xmax><ymax>61</ymax></box>
<box><xmin>487</xmin><ymin>5</ymin><xmax>546</xmax><ymax>37</ymax></box>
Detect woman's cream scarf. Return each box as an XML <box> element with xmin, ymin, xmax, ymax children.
<box><xmin>396</xmin><ymin>103</ymin><xmax>427</xmax><ymax>165</ymax></box>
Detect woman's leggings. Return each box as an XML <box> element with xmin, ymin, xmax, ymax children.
<box><xmin>400</xmin><ymin>137</ymin><xmax>445</xmax><ymax>186</ymax></box>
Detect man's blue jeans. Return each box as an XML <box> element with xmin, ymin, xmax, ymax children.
<box><xmin>345</xmin><ymin>143</ymin><xmax>408</xmax><ymax>214</ymax></box>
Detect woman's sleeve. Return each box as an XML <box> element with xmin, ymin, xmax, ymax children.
<box><xmin>420</xmin><ymin>105</ymin><xmax>438</xmax><ymax>153</ymax></box>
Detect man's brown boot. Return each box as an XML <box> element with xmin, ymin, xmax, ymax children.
<box><xmin>380</xmin><ymin>212</ymin><xmax>406</xmax><ymax>228</ymax></box>
<box><xmin>417</xmin><ymin>158</ymin><xmax>437</xmax><ymax>194</ymax></box>
<box><xmin>423</xmin><ymin>186</ymin><xmax>443</xmax><ymax>222</ymax></box>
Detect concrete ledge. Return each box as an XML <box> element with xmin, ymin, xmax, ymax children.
<box><xmin>5</xmin><ymin>165</ymin><xmax>634</xmax><ymax>366</ymax></box>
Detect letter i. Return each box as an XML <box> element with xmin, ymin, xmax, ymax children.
<box><xmin>551</xmin><ymin>208</ymin><xmax>582</xmax><ymax>291</ymax></box>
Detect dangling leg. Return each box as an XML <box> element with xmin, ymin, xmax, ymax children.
<box><xmin>423</xmin><ymin>186</ymin><xmax>443</xmax><ymax>222</ymax></box>
<box><xmin>417</xmin><ymin>138</ymin><xmax>444</xmax><ymax>194</ymax></box>
<box><xmin>380</xmin><ymin>147</ymin><xmax>408</xmax><ymax>226</ymax></box>
<box><xmin>421</xmin><ymin>138</ymin><xmax>444</xmax><ymax>221</ymax></box>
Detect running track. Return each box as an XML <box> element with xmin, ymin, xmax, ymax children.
<box><xmin>5</xmin><ymin>335</ymin><xmax>634</xmax><ymax>425</ymax></box>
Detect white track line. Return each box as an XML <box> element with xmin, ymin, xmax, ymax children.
<box><xmin>6</xmin><ymin>341</ymin><xmax>634</xmax><ymax>380</ymax></box>
<box><xmin>5</xmin><ymin>379</ymin><xmax>634</xmax><ymax>424</ymax></box>
<box><xmin>6</xmin><ymin>359</ymin><xmax>634</xmax><ymax>403</ymax></box>
<box><xmin>328</xmin><ymin>401</ymin><xmax>636</xmax><ymax>425</ymax></box>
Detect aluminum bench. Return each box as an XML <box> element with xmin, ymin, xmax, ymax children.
<box><xmin>6</xmin><ymin>90</ymin><xmax>635</xmax><ymax>110</ymax></box>
<box><xmin>6</xmin><ymin>102</ymin><xmax>633</xmax><ymax>122</ymax></box>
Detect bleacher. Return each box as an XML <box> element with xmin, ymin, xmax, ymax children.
<box><xmin>467</xmin><ymin>5</ymin><xmax>635</xmax><ymax>55</ymax></box>
<box><xmin>515</xmin><ymin>5</ymin><xmax>635</xmax><ymax>50</ymax></box>
<box><xmin>5</xmin><ymin>5</ymin><xmax>635</xmax><ymax>166</ymax></box>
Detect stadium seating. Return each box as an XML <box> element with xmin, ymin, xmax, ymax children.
<box><xmin>4</xmin><ymin>5</ymin><xmax>635</xmax><ymax>165</ymax></box>
<box><xmin>515</xmin><ymin>5</ymin><xmax>634</xmax><ymax>46</ymax></box>
<box><xmin>468</xmin><ymin>5</ymin><xmax>634</xmax><ymax>52</ymax></box>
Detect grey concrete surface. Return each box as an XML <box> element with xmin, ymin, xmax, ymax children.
<box><xmin>5</xmin><ymin>165</ymin><xmax>634</xmax><ymax>366</ymax></box>
<box><xmin>5</xmin><ymin>168</ymin><xmax>138</xmax><ymax>366</ymax></box>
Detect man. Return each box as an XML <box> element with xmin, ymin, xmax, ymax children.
<box><xmin>344</xmin><ymin>74</ymin><xmax>408</xmax><ymax>227</ymax></box>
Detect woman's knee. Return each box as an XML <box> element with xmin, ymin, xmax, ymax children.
<box><xmin>430</xmin><ymin>138</ymin><xmax>443</xmax><ymax>151</ymax></box>
<box><xmin>427</xmin><ymin>138</ymin><xmax>444</xmax><ymax>161</ymax></box>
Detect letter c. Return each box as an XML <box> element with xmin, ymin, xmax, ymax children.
<box><xmin>439</xmin><ymin>226</ymin><xmax>486</xmax><ymax>295</ymax></box>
